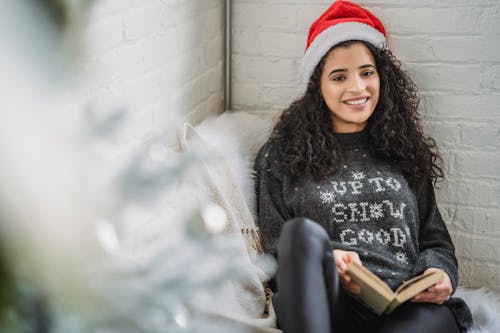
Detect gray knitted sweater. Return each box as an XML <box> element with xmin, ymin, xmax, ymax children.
<box><xmin>254</xmin><ymin>130</ymin><xmax>472</xmax><ymax>331</ymax></box>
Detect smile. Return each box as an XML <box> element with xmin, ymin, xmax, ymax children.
<box><xmin>344</xmin><ymin>97</ymin><xmax>368</xmax><ymax>105</ymax></box>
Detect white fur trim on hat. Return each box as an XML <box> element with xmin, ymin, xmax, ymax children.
<box><xmin>302</xmin><ymin>21</ymin><xmax>387</xmax><ymax>83</ymax></box>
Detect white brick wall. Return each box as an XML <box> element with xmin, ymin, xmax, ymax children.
<box><xmin>77</xmin><ymin>0</ymin><xmax>224</xmax><ymax>148</ymax></box>
<box><xmin>232</xmin><ymin>0</ymin><xmax>500</xmax><ymax>291</ymax></box>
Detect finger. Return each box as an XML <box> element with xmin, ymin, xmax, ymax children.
<box><xmin>344</xmin><ymin>281</ymin><xmax>361</xmax><ymax>295</ymax></box>
<box><xmin>411</xmin><ymin>291</ymin><xmax>435</xmax><ymax>302</ymax></box>
<box><xmin>333</xmin><ymin>251</ymin><xmax>348</xmax><ymax>272</ymax></box>
<box><xmin>412</xmin><ymin>296</ymin><xmax>445</xmax><ymax>305</ymax></box>
<box><xmin>429</xmin><ymin>284</ymin><xmax>452</xmax><ymax>294</ymax></box>
<box><xmin>339</xmin><ymin>272</ymin><xmax>352</xmax><ymax>285</ymax></box>
<box><xmin>335</xmin><ymin>263</ymin><xmax>347</xmax><ymax>275</ymax></box>
<box><xmin>347</xmin><ymin>285</ymin><xmax>361</xmax><ymax>295</ymax></box>
<box><xmin>423</xmin><ymin>267</ymin><xmax>439</xmax><ymax>274</ymax></box>
<box><xmin>347</xmin><ymin>252</ymin><xmax>362</xmax><ymax>265</ymax></box>
<box><xmin>411</xmin><ymin>291</ymin><xmax>448</xmax><ymax>304</ymax></box>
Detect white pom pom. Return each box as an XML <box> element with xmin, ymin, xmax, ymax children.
<box><xmin>200</xmin><ymin>203</ymin><xmax>227</xmax><ymax>234</ymax></box>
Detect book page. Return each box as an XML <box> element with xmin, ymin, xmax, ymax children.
<box><xmin>347</xmin><ymin>262</ymin><xmax>394</xmax><ymax>297</ymax></box>
<box><xmin>395</xmin><ymin>271</ymin><xmax>443</xmax><ymax>295</ymax></box>
<box><xmin>385</xmin><ymin>271</ymin><xmax>444</xmax><ymax>314</ymax></box>
<box><xmin>347</xmin><ymin>262</ymin><xmax>395</xmax><ymax>315</ymax></box>
<box><xmin>393</xmin><ymin>270</ymin><xmax>444</xmax><ymax>304</ymax></box>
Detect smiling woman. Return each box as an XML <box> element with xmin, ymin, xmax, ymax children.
<box><xmin>254</xmin><ymin>1</ymin><xmax>473</xmax><ymax>333</ymax></box>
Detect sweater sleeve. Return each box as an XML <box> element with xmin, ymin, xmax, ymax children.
<box><xmin>254</xmin><ymin>143</ymin><xmax>291</xmax><ymax>256</ymax></box>
<box><xmin>414</xmin><ymin>181</ymin><xmax>459</xmax><ymax>292</ymax></box>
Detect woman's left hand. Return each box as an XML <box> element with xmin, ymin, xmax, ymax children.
<box><xmin>410</xmin><ymin>268</ymin><xmax>453</xmax><ymax>304</ymax></box>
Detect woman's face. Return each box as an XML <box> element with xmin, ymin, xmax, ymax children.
<box><xmin>320</xmin><ymin>42</ymin><xmax>380</xmax><ymax>133</ymax></box>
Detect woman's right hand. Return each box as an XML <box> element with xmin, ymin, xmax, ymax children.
<box><xmin>333</xmin><ymin>249</ymin><xmax>362</xmax><ymax>295</ymax></box>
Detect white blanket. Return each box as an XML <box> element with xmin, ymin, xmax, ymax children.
<box><xmin>175</xmin><ymin>110</ymin><xmax>282</xmax><ymax>332</ymax></box>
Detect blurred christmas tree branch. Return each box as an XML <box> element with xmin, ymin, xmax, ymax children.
<box><xmin>0</xmin><ymin>1</ymin><xmax>273</xmax><ymax>332</ymax></box>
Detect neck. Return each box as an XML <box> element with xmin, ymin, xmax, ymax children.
<box><xmin>332</xmin><ymin>122</ymin><xmax>367</xmax><ymax>134</ymax></box>
<box><xmin>334</xmin><ymin>128</ymin><xmax>370</xmax><ymax>150</ymax></box>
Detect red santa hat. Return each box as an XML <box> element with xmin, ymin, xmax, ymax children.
<box><xmin>302</xmin><ymin>1</ymin><xmax>387</xmax><ymax>82</ymax></box>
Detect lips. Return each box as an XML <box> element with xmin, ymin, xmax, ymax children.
<box><xmin>344</xmin><ymin>97</ymin><xmax>368</xmax><ymax>105</ymax></box>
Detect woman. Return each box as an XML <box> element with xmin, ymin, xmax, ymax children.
<box><xmin>254</xmin><ymin>1</ymin><xmax>472</xmax><ymax>332</ymax></box>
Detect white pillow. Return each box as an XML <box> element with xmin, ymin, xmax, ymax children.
<box><xmin>194</xmin><ymin>110</ymin><xmax>281</xmax><ymax>215</ymax></box>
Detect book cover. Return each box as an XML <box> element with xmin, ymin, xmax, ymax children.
<box><xmin>346</xmin><ymin>261</ymin><xmax>444</xmax><ymax>315</ymax></box>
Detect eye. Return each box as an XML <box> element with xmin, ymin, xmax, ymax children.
<box><xmin>362</xmin><ymin>70</ymin><xmax>376</xmax><ymax>77</ymax></box>
<box><xmin>331</xmin><ymin>75</ymin><xmax>346</xmax><ymax>82</ymax></box>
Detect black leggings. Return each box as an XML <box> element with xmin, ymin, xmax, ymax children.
<box><xmin>274</xmin><ymin>218</ymin><xmax>460</xmax><ymax>333</ymax></box>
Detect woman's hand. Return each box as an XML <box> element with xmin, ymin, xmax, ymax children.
<box><xmin>333</xmin><ymin>249</ymin><xmax>362</xmax><ymax>294</ymax></box>
<box><xmin>411</xmin><ymin>268</ymin><xmax>453</xmax><ymax>304</ymax></box>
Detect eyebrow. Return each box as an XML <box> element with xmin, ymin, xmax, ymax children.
<box><xmin>328</xmin><ymin>64</ymin><xmax>376</xmax><ymax>76</ymax></box>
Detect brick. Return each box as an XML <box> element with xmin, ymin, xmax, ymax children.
<box><xmin>260</xmin><ymin>85</ymin><xmax>304</xmax><ymax>110</ymax></box>
<box><xmin>160</xmin><ymin>0</ymin><xmax>221</xmax><ymax>30</ymax></box>
<box><xmin>204</xmin><ymin>7</ymin><xmax>224</xmax><ymax>40</ymax></box>
<box><xmin>176</xmin><ymin>18</ymin><xmax>204</xmax><ymax>53</ymax></box>
<box><xmin>436</xmin><ymin>178</ymin><xmax>499</xmax><ymax>208</ymax></box>
<box><xmin>232</xmin><ymin>55</ymin><xmax>301</xmax><ymax>84</ymax></box>
<box><xmin>428</xmin><ymin>0</ymin><xmax>500</xmax><ymax>5</ymax></box>
<box><xmin>232</xmin><ymin>29</ymin><xmax>305</xmax><ymax>58</ymax></box>
<box><xmin>492</xmin><ymin>65</ymin><xmax>500</xmax><ymax>91</ymax></box>
<box><xmin>233</xmin><ymin>4</ymin><xmax>297</xmax><ymax>31</ymax></box>
<box><xmin>123</xmin><ymin>3</ymin><xmax>163</xmax><ymax>40</ymax></box>
<box><xmin>295</xmin><ymin>4</ymin><xmax>334</xmax><ymax>32</ymax></box>
<box><xmin>231</xmin><ymin>83</ymin><xmax>262</xmax><ymax>110</ymax></box>
<box><xmin>461</xmin><ymin>125</ymin><xmax>500</xmax><ymax>150</ymax></box>
<box><xmin>192</xmin><ymin>0</ymin><xmax>221</xmax><ymax>13</ymax></box>
<box><xmin>451</xmin><ymin>233</ymin><xmax>474</xmax><ymax>260</ymax></box>
<box><xmin>391</xmin><ymin>36</ymin><xmax>500</xmax><ymax>63</ymax></box>
<box><xmin>151</xmin><ymin>59</ymin><xmax>186</xmax><ymax>92</ymax></box>
<box><xmin>107</xmin><ymin>70</ymin><xmax>168</xmax><ymax>110</ymax></box>
<box><xmin>203</xmin><ymin>36</ymin><xmax>223</xmax><ymax>68</ymax></box>
<box><xmin>407</xmin><ymin>63</ymin><xmax>481</xmax><ymax>93</ymax></box>
<box><xmin>443</xmin><ymin>205</ymin><xmax>500</xmax><ymax>237</ymax></box>
<box><xmin>456</xmin><ymin>258</ymin><xmax>474</xmax><ymax>287</ymax></box>
<box><xmin>141</xmin><ymin>30</ymin><xmax>179</xmax><ymax>68</ymax></box>
<box><xmin>88</xmin><ymin>0</ymin><xmax>145</xmax><ymax>20</ymax></box>
<box><xmin>422</xmin><ymin>120</ymin><xmax>461</xmax><ymax>150</ymax></box>
<box><xmin>81</xmin><ymin>43</ymin><xmax>143</xmax><ymax>85</ymax></box>
<box><xmin>458</xmin><ymin>259</ymin><xmax>500</xmax><ymax>290</ymax></box>
<box><xmin>479</xmin><ymin>6</ymin><xmax>500</xmax><ymax>35</ymax></box>
<box><xmin>161</xmin><ymin>1</ymin><xmax>195</xmax><ymax>28</ymax></box>
<box><xmin>376</xmin><ymin>8</ymin><xmax>483</xmax><ymax>35</ymax></box>
<box><xmin>422</xmin><ymin>94</ymin><xmax>500</xmax><ymax>120</ymax></box>
<box><xmin>170</xmin><ymin>68</ymin><xmax>219</xmax><ymax>111</ymax></box>
<box><xmin>188</xmin><ymin>93</ymin><xmax>224</xmax><ymax>121</ymax></box>
<box><xmin>452</xmin><ymin>150</ymin><xmax>500</xmax><ymax>179</ymax></box>
<box><xmin>423</xmin><ymin>121</ymin><xmax>500</xmax><ymax>151</ymax></box>
<box><xmin>471</xmin><ymin>262</ymin><xmax>500</xmax><ymax>285</ymax></box>
<box><xmin>235</xmin><ymin>0</ymin><xmax>329</xmax><ymax>4</ymax></box>
<box><xmin>83</xmin><ymin>12</ymin><xmax>125</xmax><ymax>56</ymax></box>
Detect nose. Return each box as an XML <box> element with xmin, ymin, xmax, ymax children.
<box><xmin>347</xmin><ymin>76</ymin><xmax>366</xmax><ymax>93</ymax></box>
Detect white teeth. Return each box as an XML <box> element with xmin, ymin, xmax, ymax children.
<box><xmin>345</xmin><ymin>98</ymin><xmax>367</xmax><ymax>105</ymax></box>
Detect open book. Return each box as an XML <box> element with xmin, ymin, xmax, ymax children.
<box><xmin>347</xmin><ymin>261</ymin><xmax>445</xmax><ymax>315</ymax></box>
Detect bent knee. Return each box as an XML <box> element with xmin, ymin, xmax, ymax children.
<box><xmin>278</xmin><ymin>217</ymin><xmax>330</xmax><ymax>257</ymax></box>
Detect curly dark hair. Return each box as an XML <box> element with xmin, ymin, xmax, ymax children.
<box><xmin>269</xmin><ymin>40</ymin><xmax>443</xmax><ymax>186</ymax></box>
